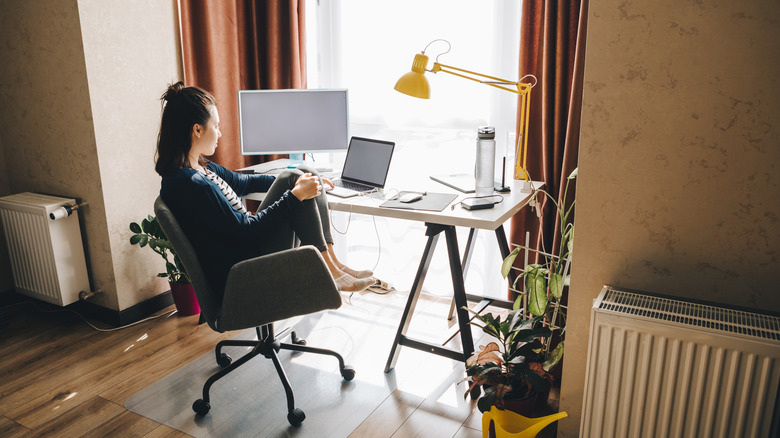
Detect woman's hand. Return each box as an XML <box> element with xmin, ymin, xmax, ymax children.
<box><xmin>291</xmin><ymin>173</ymin><xmax>321</xmax><ymax>201</ymax></box>
<box><xmin>321</xmin><ymin>175</ymin><xmax>335</xmax><ymax>191</ymax></box>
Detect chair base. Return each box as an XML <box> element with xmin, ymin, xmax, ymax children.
<box><xmin>192</xmin><ymin>324</ymin><xmax>355</xmax><ymax>426</ymax></box>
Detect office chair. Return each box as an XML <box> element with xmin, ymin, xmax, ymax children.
<box><xmin>154</xmin><ymin>197</ymin><xmax>355</xmax><ymax>426</ymax></box>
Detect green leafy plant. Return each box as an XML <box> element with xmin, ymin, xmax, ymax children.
<box><xmin>465</xmin><ymin>313</ymin><xmax>553</xmax><ymax>413</ymax></box>
<box><xmin>129</xmin><ymin>215</ymin><xmax>190</xmax><ymax>284</ymax></box>
<box><xmin>499</xmin><ymin>167</ymin><xmax>577</xmax><ymax>371</ymax></box>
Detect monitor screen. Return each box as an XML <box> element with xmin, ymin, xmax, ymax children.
<box><xmin>238</xmin><ymin>89</ymin><xmax>349</xmax><ymax>155</ymax></box>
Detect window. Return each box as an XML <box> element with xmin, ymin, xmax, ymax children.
<box><xmin>307</xmin><ymin>1</ymin><xmax>523</xmax><ymax>299</ymax></box>
<box><xmin>306</xmin><ymin>0</ymin><xmax>521</xmax><ymax>143</ymax></box>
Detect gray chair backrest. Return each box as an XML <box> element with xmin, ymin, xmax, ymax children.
<box><xmin>154</xmin><ymin>196</ymin><xmax>222</xmax><ymax>330</ymax></box>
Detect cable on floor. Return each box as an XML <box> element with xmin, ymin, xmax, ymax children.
<box><xmin>0</xmin><ymin>300</ymin><xmax>178</xmax><ymax>332</ymax></box>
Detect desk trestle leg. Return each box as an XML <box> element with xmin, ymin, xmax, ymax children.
<box><xmin>448</xmin><ymin>228</ymin><xmax>478</xmax><ymax>321</ymax></box>
<box><xmin>384</xmin><ymin>228</ymin><xmax>439</xmax><ymax>373</ymax></box>
<box><xmin>384</xmin><ymin>223</ymin><xmax>475</xmax><ymax>373</ymax></box>
<box><xmin>444</xmin><ymin>226</ymin><xmax>476</xmax><ymax>357</ymax></box>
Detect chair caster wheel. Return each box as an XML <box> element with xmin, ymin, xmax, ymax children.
<box><xmin>217</xmin><ymin>352</ymin><xmax>232</xmax><ymax>368</ymax></box>
<box><xmin>287</xmin><ymin>408</ymin><xmax>306</xmax><ymax>426</ymax></box>
<box><xmin>291</xmin><ymin>331</ymin><xmax>307</xmax><ymax>346</ymax></box>
<box><xmin>341</xmin><ymin>365</ymin><xmax>356</xmax><ymax>381</ymax></box>
<box><xmin>193</xmin><ymin>399</ymin><xmax>211</xmax><ymax>416</ymax></box>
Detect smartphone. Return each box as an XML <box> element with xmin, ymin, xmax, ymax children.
<box><xmin>460</xmin><ymin>198</ymin><xmax>495</xmax><ymax>210</ymax></box>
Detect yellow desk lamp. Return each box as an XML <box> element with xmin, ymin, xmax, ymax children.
<box><xmin>395</xmin><ymin>39</ymin><xmax>536</xmax><ymax>182</ymax></box>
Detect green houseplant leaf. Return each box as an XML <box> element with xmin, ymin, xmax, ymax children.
<box><xmin>525</xmin><ymin>266</ymin><xmax>548</xmax><ymax>316</ymax></box>
<box><xmin>129</xmin><ymin>234</ymin><xmax>143</xmax><ymax>245</ymax></box>
<box><xmin>501</xmin><ymin>247</ymin><xmax>520</xmax><ymax>279</ymax></box>
<box><xmin>129</xmin><ymin>215</ymin><xmax>190</xmax><ymax>284</ymax></box>
<box><xmin>543</xmin><ymin>341</ymin><xmax>564</xmax><ymax>372</ymax></box>
<box><xmin>141</xmin><ymin>217</ymin><xmax>151</xmax><ymax>233</ymax></box>
<box><xmin>549</xmin><ymin>272</ymin><xmax>564</xmax><ymax>300</ymax></box>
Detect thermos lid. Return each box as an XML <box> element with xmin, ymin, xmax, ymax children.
<box><xmin>478</xmin><ymin>126</ymin><xmax>495</xmax><ymax>139</ymax></box>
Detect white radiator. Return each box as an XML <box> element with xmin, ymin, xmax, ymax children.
<box><xmin>581</xmin><ymin>286</ymin><xmax>780</xmax><ymax>438</ymax></box>
<box><xmin>0</xmin><ymin>192</ymin><xmax>90</xmax><ymax>306</ymax></box>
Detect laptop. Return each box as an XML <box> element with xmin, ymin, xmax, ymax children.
<box><xmin>327</xmin><ymin>136</ymin><xmax>395</xmax><ymax>198</ymax></box>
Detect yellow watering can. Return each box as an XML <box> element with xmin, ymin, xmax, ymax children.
<box><xmin>482</xmin><ymin>406</ymin><xmax>568</xmax><ymax>438</ymax></box>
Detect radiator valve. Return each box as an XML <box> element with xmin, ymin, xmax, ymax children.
<box><xmin>79</xmin><ymin>289</ymin><xmax>102</xmax><ymax>301</ymax></box>
<box><xmin>50</xmin><ymin>201</ymin><xmax>89</xmax><ymax>221</ymax></box>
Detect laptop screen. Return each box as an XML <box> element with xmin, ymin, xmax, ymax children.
<box><xmin>341</xmin><ymin>137</ymin><xmax>395</xmax><ymax>187</ymax></box>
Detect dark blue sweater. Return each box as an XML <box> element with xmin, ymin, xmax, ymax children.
<box><xmin>160</xmin><ymin>162</ymin><xmax>303</xmax><ymax>298</ymax></box>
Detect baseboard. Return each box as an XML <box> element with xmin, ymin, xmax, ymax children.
<box><xmin>0</xmin><ymin>289</ymin><xmax>11</xmax><ymax>328</ymax></box>
<box><xmin>0</xmin><ymin>289</ymin><xmax>175</xmax><ymax>328</ymax></box>
<box><xmin>75</xmin><ymin>291</ymin><xmax>175</xmax><ymax>327</ymax></box>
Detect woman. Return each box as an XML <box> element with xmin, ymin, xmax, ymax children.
<box><xmin>155</xmin><ymin>81</ymin><xmax>373</xmax><ymax>296</ymax></box>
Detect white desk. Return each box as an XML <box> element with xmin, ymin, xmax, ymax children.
<box><xmin>241</xmin><ymin>160</ymin><xmax>542</xmax><ymax>371</ymax></box>
<box><xmin>326</xmin><ymin>179</ymin><xmax>539</xmax><ymax>230</ymax></box>
<box><xmin>326</xmin><ymin>178</ymin><xmax>541</xmax><ymax>372</ymax></box>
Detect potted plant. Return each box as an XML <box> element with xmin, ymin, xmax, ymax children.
<box><xmin>129</xmin><ymin>215</ymin><xmax>200</xmax><ymax>316</ymax></box>
<box><xmin>500</xmin><ymin>168</ymin><xmax>577</xmax><ymax>376</ymax></box>
<box><xmin>465</xmin><ymin>312</ymin><xmax>553</xmax><ymax>414</ymax></box>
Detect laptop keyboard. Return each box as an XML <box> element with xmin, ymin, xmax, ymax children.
<box><xmin>335</xmin><ymin>180</ymin><xmax>372</xmax><ymax>191</ymax></box>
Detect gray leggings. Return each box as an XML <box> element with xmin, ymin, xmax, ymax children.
<box><xmin>256</xmin><ymin>165</ymin><xmax>332</xmax><ymax>255</ymax></box>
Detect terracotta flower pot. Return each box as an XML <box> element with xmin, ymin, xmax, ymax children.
<box><xmin>170</xmin><ymin>282</ymin><xmax>200</xmax><ymax>316</ymax></box>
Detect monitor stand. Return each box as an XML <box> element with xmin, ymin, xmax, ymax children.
<box><xmin>287</xmin><ymin>153</ymin><xmax>305</xmax><ymax>168</ymax></box>
<box><xmin>239</xmin><ymin>158</ymin><xmax>333</xmax><ymax>175</ymax></box>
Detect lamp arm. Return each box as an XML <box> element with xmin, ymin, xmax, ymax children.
<box><xmin>431</xmin><ymin>62</ymin><xmax>534</xmax><ymax>95</ymax></box>
<box><xmin>430</xmin><ymin>61</ymin><xmax>535</xmax><ymax>183</ymax></box>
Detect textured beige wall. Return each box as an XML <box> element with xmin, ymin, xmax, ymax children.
<box><xmin>0</xmin><ymin>0</ymin><xmax>181</xmax><ymax>311</ymax></box>
<box><xmin>77</xmin><ymin>0</ymin><xmax>181</xmax><ymax>310</ymax></box>
<box><xmin>560</xmin><ymin>0</ymin><xmax>780</xmax><ymax>436</ymax></box>
<box><xmin>0</xmin><ymin>134</ymin><xmax>12</xmax><ymax>291</ymax></box>
<box><xmin>0</xmin><ymin>0</ymin><xmax>114</xmax><ymax>304</ymax></box>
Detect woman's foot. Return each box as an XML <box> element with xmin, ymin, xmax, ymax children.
<box><xmin>340</xmin><ymin>265</ymin><xmax>373</xmax><ymax>279</ymax></box>
<box><xmin>334</xmin><ymin>274</ymin><xmax>374</xmax><ymax>292</ymax></box>
<box><xmin>326</xmin><ymin>244</ymin><xmax>373</xmax><ymax>279</ymax></box>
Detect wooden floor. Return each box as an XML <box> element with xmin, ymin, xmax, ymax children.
<box><xmin>0</xmin><ymin>291</ymin><xmax>559</xmax><ymax>437</ymax></box>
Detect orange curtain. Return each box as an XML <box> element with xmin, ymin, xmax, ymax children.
<box><xmin>179</xmin><ymin>0</ymin><xmax>307</xmax><ymax>170</ymax></box>
<box><xmin>511</xmin><ymin>0</ymin><xmax>589</xmax><ymax>267</ymax></box>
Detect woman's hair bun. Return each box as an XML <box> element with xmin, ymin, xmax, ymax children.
<box><xmin>162</xmin><ymin>81</ymin><xmax>186</xmax><ymax>102</ymax></box>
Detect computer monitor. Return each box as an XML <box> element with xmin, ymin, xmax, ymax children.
<box><xmin>238</xmin><ymin>89</ymin><xmax>349</xmax><ymax>155</ymax></box>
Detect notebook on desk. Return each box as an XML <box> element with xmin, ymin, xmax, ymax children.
<box><xmin>327</xmin><ymin>136</ymin><xmax>395</xmax><ymax>198</ymax></box>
